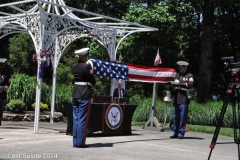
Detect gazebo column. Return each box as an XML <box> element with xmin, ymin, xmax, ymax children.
<box><xmin>34</xmin><ymin>62</ymin><xmax>42</xmax><ymax>133</ymax></box>
<box><xmin>50</xmin><ymin>38</ymin><xmax>58</xmax><ymax>124</ymax></box>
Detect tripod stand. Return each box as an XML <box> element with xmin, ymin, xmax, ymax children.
<box><xmin>208</xmin><ymin>75</ymin><xmax>240</xmax><ymax>160</ymax></box>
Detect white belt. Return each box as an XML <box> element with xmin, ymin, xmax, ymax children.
<box><xmin>175</xmin><ymin>87</ymin><xmax>188</xmax><ymax>91</ymax></box>
<box><xmin>75</xmin><ymin>82</ymin><xmax>92</xmax><ymax>85</ymax></box>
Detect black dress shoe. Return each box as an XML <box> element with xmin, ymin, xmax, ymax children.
<box><xmin>66</xmin><ymin>132</ymin><xmax>72</xmax><ymax>136</ymax></box>
<box><xmin>170</xmin><ymin>135</ymin><xmax>178</xmax><ymax>139</ymax></box>
<box><xmin>73</xmin><ymin>145</ymin><xmax>89</xmax><ymax>148</ymax></box>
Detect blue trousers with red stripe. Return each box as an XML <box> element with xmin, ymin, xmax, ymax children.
<box><xmin>173</xmin><ymin>104</ymin><xmax>187</xmax><ymax>138</ymax></box>
<box><xmin>72</xmin><ymin>98</ymin><xmax>91</xmax><ymax>147</ymax></box>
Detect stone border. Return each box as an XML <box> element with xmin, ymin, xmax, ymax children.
<box><xmin>2</xmin><ymin>111</ymin><xmax>63</xmax><ymax>122</ymax></box>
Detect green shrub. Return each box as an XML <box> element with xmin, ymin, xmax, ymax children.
<box><xmin>7</xmin><ymin>73</ymin><xmax>52</xmax><ymax>111</ymax></box>
<box><xmin>31</xmin><ymin>102</ymin><xmax>49</xmax><ymax>111</ymax></box>
<box><xmin>6</xmin><ymin>99</ymin><xmax>26</xmax><ymax>113</ymax></box>
<box><xmin>7</xmin><ymin>73</ymin><xmax>36</xmax><ymax>109</ymax></box>
<box><xmin>132</xmin><ymin>97</ymin><xmax>236</xmax><ymax>128</ymax></box>
<box><xmin>129</xmin><ymin>94</ymin><xmax>142</xmax><ymax>105</ymax></box>
<box><xmin>55</xmin><ymin>84</ymin><xmax>73</xmax><ymax>112</ymax></box>
<box><xmin>7</xmin><ymin>73</ymin><xmax>71</xmax><ymax>112</ymax></box>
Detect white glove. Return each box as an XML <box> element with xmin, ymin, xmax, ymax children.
<box><xmin>174</xmin><ymin>79</ymin><xmax>179</xmax><ymax>84</ymax></box>
<box><xmin>86</xmin><ymin>59</ymin><xmax>93</xmax><ymax>69</ymax></box>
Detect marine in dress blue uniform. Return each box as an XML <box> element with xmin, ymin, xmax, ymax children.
<box><xmin>0</xmin><ymin>58</ymin><xmax>10</xmax><ymax>126</ymax></box>
<box><xmin>71</xmin><ymin>48</ymin><xmax>96</xmax><ymax>148</ymax></box>
<box><xmin>170</xmin><ymin>61</ymin><xmax>194</xmax><ymax>139</ymax></box>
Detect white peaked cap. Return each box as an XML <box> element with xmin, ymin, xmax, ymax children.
<box><xmin>118</xmin><ymin>79</ymin><xmax>122</xmax><ymax>83</ymax></box>
<box><xmin>177</xmin><ymin>61</ymin><xmax>189</xmax><ymax>66</ymax></box>
<box><xmin>0</xmin><ymin>58</ymin><xmax>7</xmax><ymax>64</ymax></box>
<box><xmin>74</xmin><ymin>48</ymin><xmax>89</xmax><ymax>56</ymax></box>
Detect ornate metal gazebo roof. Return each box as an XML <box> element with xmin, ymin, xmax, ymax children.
<box><xmin>0</xmin><ymin>0</ymin><xmax>158</xmax><ymax>61</ymax></box>
<box><xmin>0</xmin><ymin>0</ymin><xmax>158</xmax><ymax>133</ymax></box>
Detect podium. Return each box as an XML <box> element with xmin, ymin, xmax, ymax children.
<box><xmin>113</xmin><ymin>97</ymin><xmax>129</xmax><ymax>104</ymax></box>
<box><xmin>88</xmin><ymin>103</ymin><xmax>137</xmax><ymax>135</ymax></box>
<box><xmin>64</xmin><ymin>101</ymin><xmax>137</xmax><ymax>135</ymax></box>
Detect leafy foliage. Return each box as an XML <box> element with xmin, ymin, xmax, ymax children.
<box><xmin>132</xmin><ymin>97</ymin><xmax>235</xmax><ymax>128</ymax></box>
<box><xmin>54</xmin><ymin>84</ymin><xmax>73</xmax><ymax>112</ymax></box>
<box><xmin>7</xmin><ymin>73</ymin><xmax>37</xmax><ymax>109</ymax></box>
<box><xmin>132</xmin><ymin>97</ymin><xmax>152</xmax><ymax>122</ymax></box>
<box><xmin>31</xmin><ymin>102</ymin><xmax>49</xmax><ymax>111</ymax></box>
<box><xmin>92</xmin><ymin>77</ymin><xmax>111</xmax><ymax>95</ymax></box>
<box><xmin>6</xmin><ymin>99</ymin><xmax>26</xmax><ymax>113</ymax></box>
<box><xmin>1</xmin><ymin>0</ymin><xmax>240</xmax><ymax>105</ymax></box>
<box><xmin>8</xmin><ymin>34</ymin><xmax>37</xmax><ymax>75</ymax></box>
<box><xmin>65</xmin><ymin>0</ymin><xmax>131</xmax><ymax>19</ymax></box>
<box><xmin>56</xmin><ymin>63</ymin><xmax>73</xmax><ymax>84</ymax></box>
<box><xmin>130</xmin><ymin>96</ymin><xmax>172</xmax><ymax>123</ymax></box>
<box><xmin>7</xmin><ymin>73</ymin><xmax>52</xmax><ymax>110</ymax></box>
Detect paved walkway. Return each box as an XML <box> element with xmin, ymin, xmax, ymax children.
<box><xmin>0</xmin><ymin>121</ymin><xmax>239</xmax><ymax>160</ymax></box>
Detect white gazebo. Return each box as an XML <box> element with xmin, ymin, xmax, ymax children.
<box><xmin>0</xmin><ymin>0</ymin><xmax>158</xmax><ymax>133</ymax></box>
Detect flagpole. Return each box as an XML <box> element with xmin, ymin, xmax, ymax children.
<box><xmin>143</xmin><ymin>49</ymin><xmax>164</xmax><ymax>132</ymax></box>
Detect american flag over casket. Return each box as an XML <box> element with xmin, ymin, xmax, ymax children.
<box><xmin>87</xmin><ymin>59</ymin><xmax>176</xmax><ymax>83</ymax></box>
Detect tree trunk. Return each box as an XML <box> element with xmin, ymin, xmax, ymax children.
<box><xmin>197</xmin><ymin>1</ymin><xmax>214</xmax><ymax>103</ymax></box>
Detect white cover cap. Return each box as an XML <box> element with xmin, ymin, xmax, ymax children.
<box><xmin>0</xmin><ymin>58</ymin><xmax>7</xmax><ymax>64</ymax></box>
<box><xmin>74</xmin><ymin>48</ymin><xmax>89</xmax><ymax>56</ymax></box>
<box><xmin>177</xmin><ymin>61</ymin><xmax>189</xmax><ymax>67</ymax></box>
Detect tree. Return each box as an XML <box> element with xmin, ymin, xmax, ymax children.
<box><xmin>190</xmin><ymin>0</ymin><xmax>240</xmax><ymax>102</ymax></box>
<box><xmin>65</xmin><ymin>0</ymin><xmax>132</xmax><ymax>19</ymax></box>
<box><xmin>8</xmin><ymin>34</ymin><xmax>37</xmax><ymax>75</ymax></box>
<box><xmin>2</xmin><ymin>0</ymin><xmax>240</xmax><ymax>103</ymax></box>
<box><xmin>197</xmin><ymin>0</ymin><xmax>214</xmax><ymax>103</ymax></box>
<box><xmin>167</xmin><ymin>0</ymin><xmax>240</xmax><ymax>102</ymax></box>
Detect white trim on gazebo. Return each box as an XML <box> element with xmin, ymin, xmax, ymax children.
<box><xmin>0</xmin><ymin>0</ymin><xmax>158</xmax><ymax>133</ymax></box>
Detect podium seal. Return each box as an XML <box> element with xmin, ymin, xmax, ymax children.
<box><xmin>105</xmin><ymin>103</ymin><xmax>123</xmax><ymax>130</ymax></box>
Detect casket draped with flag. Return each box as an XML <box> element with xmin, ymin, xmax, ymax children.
<box><xmin>88</xmin><ymin>59</ymin><xmax>176</xmax><ymax>83</ymax></box>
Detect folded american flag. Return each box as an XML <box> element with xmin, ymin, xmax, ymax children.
<box><xmin>88</xmin><ymin>59</ymin><xmax>176</xmax><ymax>83</ymax></box>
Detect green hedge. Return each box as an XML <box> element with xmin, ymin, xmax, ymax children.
<box><xmin>5</xmin><ymin>99</ymin><xmax>26</xmax><ymax>113</ymax></box>
<box><xmin>7</xmin><ymin>73</ymin><xmax>236</xmax><ymax>128</ymax></box>
<box><xmin>7</xmin><ymin>73</ymin><xmax>72</xmax><ymax>112</ymax></box>
<box><xmin>131</xmin><ymin>97</ymin><xmax>235</xmax><ymax>128</ymax></box>
<box><xmin>31</xmin><ymin>102</ymin><xmax>49</xmax><ymax>111</ymax></box>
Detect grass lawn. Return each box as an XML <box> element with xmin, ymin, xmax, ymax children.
<box><xmin>187</xmin><ymin>124</ymin><xmax>235</xmax><ymax>137</ymax></box>
<box><xmin>132</xmin><ymin>121</ymin><xmax>235</xmax><ymax>137</ymax></box>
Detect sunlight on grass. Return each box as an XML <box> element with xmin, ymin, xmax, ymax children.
<box><xmin>187</xmin><ymin>124</ymin><xmax>234</xmax><ymax>137</ymax></box>
<box><xmin>132</xmin><ymin>121</ymin><xmax>235</xmax><ymax>137</ymax></box>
